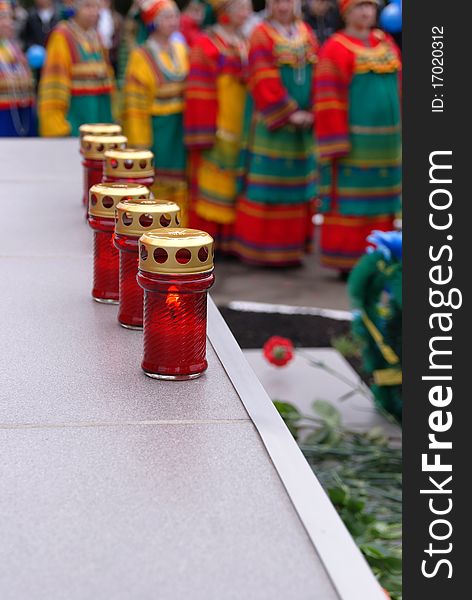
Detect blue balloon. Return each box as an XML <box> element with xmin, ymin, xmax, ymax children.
<box><xmin>379</xmin><ymin>3</ymin><xmax>402</xmax><ymax>34</ymax></box>
<box><xmin>26</xmin><ymin>44</ymin><xmax>46</xmax><ymax>69</ymax></box>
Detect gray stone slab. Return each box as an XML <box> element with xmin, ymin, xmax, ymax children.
<box><xmin>0</xmin><ymin>138</ymin><xmax>80</xmax><ymax>182</ymax></box>
<box><xmin>1</xmin><ymin>181</ymin><xmax>89</xmax><ymax>258</ymax></box>
<box><xmin>0</xmin><ymin>257</ymin><xmax>248</xmax><ymax>424</ymax></box>
<box><xmin>244</xmin><ymin>348</ymin><xmax>401</xmax><ymax>441</ymax></box>
<box><xmin>0</xmin><ymin>422</ymin><xmax>337</xmax><ymax>600</ymax></box>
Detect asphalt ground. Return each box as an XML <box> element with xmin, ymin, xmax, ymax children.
<box><xmin>211</xmin><ymin>245</ymin><xmax>351</xmax><ymax>312</ymax></box>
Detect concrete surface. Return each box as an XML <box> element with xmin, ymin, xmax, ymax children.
<box><xmin>0</xmin><ymin>139</ymin><xmax>343</xmax><ymax>600</ymax></box>
<box><xmin>212</xmin><ymin>254</ymin><xmax>351</xmax><ymax>311</ymax></box>
<box><xmin>0</xmin><ymin>423</ymin><xmax>335</xmax><ymax>600</ymax></box>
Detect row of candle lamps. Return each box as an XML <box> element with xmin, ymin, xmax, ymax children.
<box><xmin>80</xmin><ymin>123</ymin><xmax>214</xmax><ymax>381</ymax></box>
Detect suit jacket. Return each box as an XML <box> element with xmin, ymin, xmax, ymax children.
<box><xmin>20</xmin><ymin>8</ymin><xmax>60</xmax><ymax>50</ymax></box>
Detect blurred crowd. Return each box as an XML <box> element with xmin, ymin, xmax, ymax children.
<box><xmin>0</xmin><ymin>0</ymin><xmax>401</xmax><ymax>272</ymax></box>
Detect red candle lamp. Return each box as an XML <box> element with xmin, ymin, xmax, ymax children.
<box><xmin>114</xmin><ymin>198</ymin><xmax>181</xmax><ymax>330</ymax></box>
<box><xmin>81</xmin><ymin>134</ymin><xmax>127</xmax><ymax>210</ymax></box>
<box><xmin>137</xmin><ymin>229</ymin><xmax>214</xmax><ymax>380</ymax></box>
<box><xmin>79</xmin><ymin>123</ymin><xmax>122</xmax><ymax>140</ymax></box>
<box><xmin>88</xmin><ymin>183</ymin><xmax>150</xmax><ymax>304</ymax></box>
<box><xmin>103</xmin><ymin>148</ymin><xmax>155</xmax><ymax>188</ymax></box>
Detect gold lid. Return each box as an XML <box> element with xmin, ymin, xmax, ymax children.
<box><xmin>81</xmin><ymin>134</ymin><xmax>127</xmax><ymax>160</ymax></box>
<box><xmin>116</xmin><ymin>199</ymin><xmax>181</xmax><ymax>237</ymax></box>
<box><xmin>79</xmin><ymin>123</ymin><xmax>122</xmax><ymax>138</ymax></box>
<box><xmin>104</xmin><ymin>148</ymin><xmax>154</xmax><ymax>178</ymax></box>
<box><xmin>89</xmin><ymin>183</ymin><xmax>150</xmax><ymax>218</ymax></box>
<box><xmin>139</xmin><ymin>228</ymin><xmax>214</xmax><ymax>274</ymax></box>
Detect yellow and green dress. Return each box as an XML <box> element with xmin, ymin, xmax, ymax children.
<box><xmin>123</xmin><ymin>38</ymin><xmax>189</xmax><ymax>223</ymax></box>
<box><xmin>38</xmin><ymin>19</ymin><xmax>114</xmax><ymax>137</ymax></box>
<box><xmin>184</xmin><ymin>25</ymin><xmax>248</xmax><ymax>251</ymax></box>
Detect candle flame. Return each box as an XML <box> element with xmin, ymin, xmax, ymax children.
<box><xmin>166</xmin><ymin>285</ymin><xmax>182</xmax><ymax>309</ymax></box>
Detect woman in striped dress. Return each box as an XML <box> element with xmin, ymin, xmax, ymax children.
<box><xmin>314</xmin><ymin>0</ymin><xmax>401</xmax><ymax>274</ymax></box>
<box><xmin>184</xmin><ymin>0</ymin><xmax>251</xmax><ymax>252</ymax></box>
<box><xmin>123</xmin><ymin>0</ymin><xmax>189</xmax><ymax>222</ymax></box>
<box><xmin>38</xmin><ymin>0</ymin><xmax>114</xmax><ymax>137</ymax></box>
<box><xmin>0</xmin><ymin>0</ymin><xmax>36</xmax><ymax>137</ymax></box>
<box><xmin>233</xmin><ymin>0</ymin><xmax>319</xmax><ymax>267</ymax></box>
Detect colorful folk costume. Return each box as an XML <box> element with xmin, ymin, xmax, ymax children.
<box><xmin>184</xmin><ymin>0</ymin><xmax>248</xmax><ymax>251</ymax></box>
<box><xmin>38</xmin><ymin>18</ymin><xmax>114</xmax><ymax>136</ymax></box>
<box><xmin>348</xmin><ymin>231</ymin><xmax>402</xmax><ymax>422</ymax></box>
<box><xmin>0</xmin><ymin>39</ymin><xmax>36</xmax><ymax>136</ymax></box>
<box><xmin>315</xmin><ymin>7</ymin><xmax>401</xmax><ymax>272</ymax></box>
<box><xmin>123</xmin><ymin>0</ymin><xmax>189</xmax><ymax>222</ymax></box>
<box><xmin>0</xmin><ymin>1</ymin><xmax>36</xmax><ymax>136</ymax></box>
<box><xmin>234</xmin><ymin>18</ymin><xmax>319</xmax><ymax>266</ymax></box>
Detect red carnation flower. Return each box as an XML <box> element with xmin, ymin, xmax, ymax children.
<box><xmin>263</xmin><ymin>336</ymin><xmax>294</xmax><ymax>367</ymax></box>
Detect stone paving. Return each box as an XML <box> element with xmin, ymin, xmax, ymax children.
<box><xmin>0</xmin><ymin>139</ymin><xmax>388</xmax><ymax>600</ymax></box>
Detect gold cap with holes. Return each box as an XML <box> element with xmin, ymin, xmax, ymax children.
<box><xmin>89</xmin><ymin>183</ymin><xmax>150</xmax><ymax>219</ymax></box>
<box><xmin>104</xmin><ymin>148</ymin><xmax>154</xmax><ymax>178</ymax></box>
<box><xmin>79</xmin><ymin>123</ymin><xmax>122</xmax><ymax>139</ymax></box>
<box><xmin>139</xmin><ymin>229</ymin><xmax>214</xmax><ymax>275</ymax></box>
<box><xmin>116</xmin><ymin>199</ymin><xmax>181</xmax><ymax>237</ymax></box>
<box><xmin>81</xmin><ymin>135</ymin><xmax>128</xmax><ymax>160</ymax></box>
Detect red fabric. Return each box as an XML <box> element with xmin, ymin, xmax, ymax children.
<box><xmin>140</xmin><ymin>0</ymin><xmax>177</xmax><ymax>25</ymax></box>
<box><xmin>315</xmin><ymin>30</ymin><xmax>401</xmax><ymax>160</ymax></box>
<box><xmin>314</xmin><ymin>33</ymin><xmax>354</xmax><ymax>159</ymax></box>
<box><xmin>233</xmin><ymin>198</ymin><xmax>315</xmax><ymax>266</ymax></box>
<box><xmin>180</xmin><ymin>14</ymin><xmax>202</xmax><ymax>48</ymax></box>
<box><xmin>338</xmin><ymin>0</ymin><xmax>378</xmax><ymax>16</ymax></box>
<box><xmin>249</xmin><ymin>21</ymin><xmax>318</xmax><ymax>130</ymax></box>
<box><xmin>184</xmin><ymin>34</ymin><xmax>220</xmax><ymax>150</ymax></box>
<box><xmin>320</xmin><ymin>213</ymin><xmax>395</xmax><ymax>272</ymax></box>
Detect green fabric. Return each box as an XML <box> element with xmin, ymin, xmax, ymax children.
<box><xmin>151</xmin><ymin>112</ymin><xmax>186</xmax><ymax>177</ymax></box>
<box><xmin>320</xmin><ymin>71</ymin><xmax>401</xmax><ymax>217</ymax></box>
<box><xmin>280</xmin><ymin>63</ymin><xmax>312</xmax><ymax>110</ymax></box>
<box><xmin>202</xmin><ymin>3</ymin><xmax>216</xmax><ymax>28</ymax></box>
<box><xmin>66</xmin><ymin>39</ymin><xmax>113</xmax><ymax>136</ymax></box>
<box><xmin>68</xmin><ymin>95</ymin><xmax>113</xmax><ymax>137</ymax></box>
<box><xmin>348</xmin><ymin>250</ymin><xmax>402</xmax><ymax>422</ymax></box>
<box><xmin>240</xmin><ymin>64</ymin><xmax>317</xmax><ymax>205</ymax></box>
<box><xmin>135</xmin><ymin>16</ymin><xmax>149</xmax><ymax>45</ymax></box>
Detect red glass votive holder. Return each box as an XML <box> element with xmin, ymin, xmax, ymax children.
<box><xmin>137</xmin><ymin>229</ymin><xmax>215</xmax><ymax>380</ymax></box>
<box><xmin>103</xmin><ymin>148</ymin><xmax>155</xmax><ymax>188</ymax></box>
<box><xmin>114</xmin><ymin>199</ymin><xmax>181</xmax><ymax>330</ymax></box>
<box><xmin>79</xmin><ymin>123</ymin><xmax>122</xmax><ymax>141</ymax></box>
<box><xmin>88</xmin><ymin>183</ymin><xmax>150</xmax><ymax>304</ymax></box>
<box><xmin>81</xmin><ymin>134</ymin><xmax>127</xmax><ymax>209</ymax></box>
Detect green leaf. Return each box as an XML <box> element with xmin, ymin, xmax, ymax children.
<box><xmin>337</xmin><ymin>389</ymin><xmax>359</xmax><ymax>402</ymax></box>
<box><xmin>329</xmin><ymin>486</ymin><xmax>349</xmax><ymax>506</ymax></box>
<box><xmin>347</xmin><ymin>498</ymin><xmax>365</xmax><ymax>513</ymax></box>
<box><xmin>312</xmin><ymin>400</ymin><xmax>341</xmax><ymax>427</ymax></box>
<box><xmin>325</xmin><ymin>428</ymin><xmax>342</xmax><ymax>447</ymax></box>
<box><xmin>361</xmin><ymin>544</ymin><xmax>388</xmax><ymax>559</ymax></box>
<box><xmin>273</xmin><ymin>401</ymin><xmax>301</xmax><ymax>421</ymax></box>
<box><xmin>367</xmin><ymin>426</ymin><xmax>387</xmax><ymax>442</ymax></box>
<box><xmin>304</xmin><ymin>426</ymin><xmax>333</xmax><ymax>445</ymax></box>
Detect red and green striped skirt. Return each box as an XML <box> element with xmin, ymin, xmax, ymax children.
<box><xmin>233</xmin><ymin>198</ymin><xmax>315</xmax><ymax>266</ymax></box>
<box><xmin>320</xmin><ymin>212</ymin><xmax>395</xmax><ymax>272</ymax></box>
